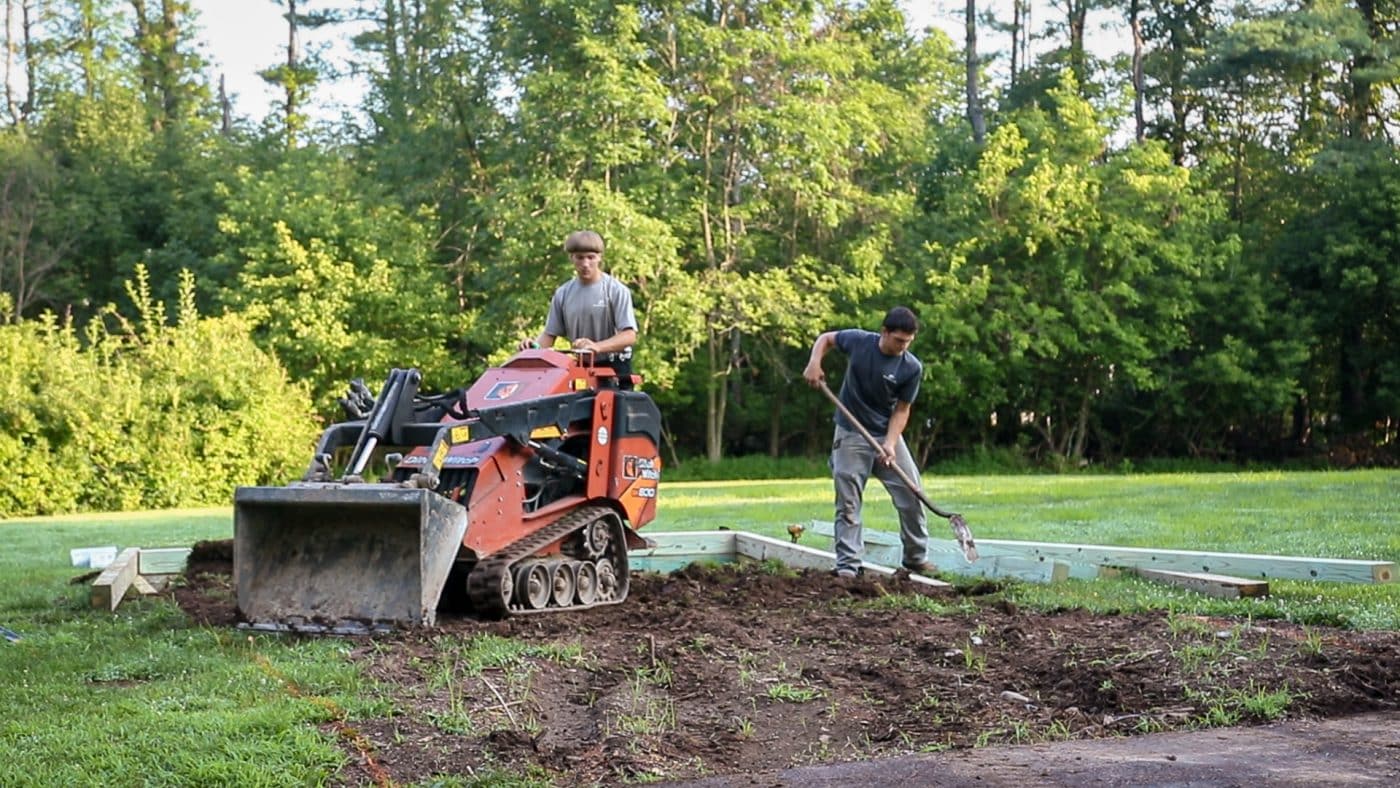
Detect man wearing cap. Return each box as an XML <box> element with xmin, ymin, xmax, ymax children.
<box><xmin>518</xmin><ymin>230</ymin><xmax>638</xmax><ymax>383</ymax></box>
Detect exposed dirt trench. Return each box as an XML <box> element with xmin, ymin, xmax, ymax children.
<box><xmin>175</xmin><ymin>541</ymin><xmax>1400</xmax><ymax>786</ymax></box>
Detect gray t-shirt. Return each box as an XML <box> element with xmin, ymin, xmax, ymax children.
<box><xmin>833</xmin><ymin>329</ymin><xmax>922</xmax><ymax>436</ymax></box>
<box><xmin>544</xmin><ymin>274</ymin><xmax>638</xmax><ymax>361</ymax></box>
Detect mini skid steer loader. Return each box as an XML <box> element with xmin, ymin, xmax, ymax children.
<box><xmin>233</xmin><ymin>349</ymin><xmax>662</xmax><ymax>633</ymax></box>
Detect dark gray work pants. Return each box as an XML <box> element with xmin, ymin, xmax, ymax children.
<box><xmin>830</xmin><ymin>424</ymin><xmax>929</xmax><ymax>574</ymax></box>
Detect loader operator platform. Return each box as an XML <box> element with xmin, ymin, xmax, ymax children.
<box><xmin>519</xmin><ymin>230</ymin><xmax>638</xmax><ymax>387</ymax></box>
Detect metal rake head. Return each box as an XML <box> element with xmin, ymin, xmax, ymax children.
<box><xmin>949</xmin><ymin>513</ymin><xmax>979</xmax><ymax>563</ymax></box>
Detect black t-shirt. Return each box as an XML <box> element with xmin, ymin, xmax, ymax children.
<box><xmin>834</xmin><ymin>329</ymin><xmax>922</xmax><ymax>436</ymax></box>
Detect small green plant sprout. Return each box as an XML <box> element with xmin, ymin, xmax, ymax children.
<box><xmin>1166</xmin><ymin>612</ymin><xmax>1211</xmax><ymax>639</ymax></box>
<box><xmin>756</xmin><ymin>558</ymin><xmax>798</xmax><ymax>578</ymax></box>
<box><xmin>1235</xmin><ymin>681</ymin><xmax>1295</xmax><ymax>721</ymax></box>
<box><xmin>974</xmin><ymin>728</ymin><xmax>1007</xmax><ymax>748</ymax></box>
<box><xmin>915</xmin><ymin>688</ymin><xmax>942</xmax><ymax>711</ymax></box>
<box><xmin>1299</xmin><ymin>626</ymin><xmax>1326</xmax><ymax>657</ymax></box>
<box><xmin>962</xmin><ymin>641</ymin><xmax>987</xmax><ymax>674</ymax></box>
<box><xmin>1174</xmin><ymin>643</ymin><xmax>1218</xmax><ymax>674</ymax></box>
<box><xmin>685</xmin><ymin>634</ymin><xmax>714</xmax><ymax>654</ymax></box>
<box><xmin>1198</xmin><ymin>700</ymin><xmax>1241</xmax><ymax>728</ymax></box>
<box><xmin>1134</xmin><ymin>715</ymin><xmax>1167</xmax><ymax>734</ymax></box>
<box><xmin>616</xmin><ymin>691</ymin><xmax>677</xmax><ymax>736</ymax></box>
<box><xmin>767</xmin><ymin>682</ymin><xmax>823</xmax><ymax>703</ymax></box>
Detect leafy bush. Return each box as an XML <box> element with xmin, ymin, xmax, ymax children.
<box><xmin>0</xmin><ymin>268</ymin><xmax>317</xmax><ymax>517</ymax></box>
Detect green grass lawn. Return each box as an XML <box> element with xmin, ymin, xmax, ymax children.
<box><xmin>1</xmin><ymin>470</ymin><xmax>1396</xmax><ymax>785</ymax></box>
<box><xmin>661</xmin><ymin>469</ymin><xmax>1400</xmax><ymax>559</ymax></box>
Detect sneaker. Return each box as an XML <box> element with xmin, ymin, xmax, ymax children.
<box><xmin>903</xmin><ymin>560</ymin><xmax>938</xmax><ymax>575</ymax></box>
<box><xmin>835</xmin><ymin>568</ymin><xmax>858</xmax><ymax>579</ymax></box>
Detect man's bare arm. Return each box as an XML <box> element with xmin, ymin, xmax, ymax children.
<box><xmin>571</xmin><ymin>328</ymin><xmax>637</xmax><ymax>356</ymax></box>
<box><xmin>803</xmin><ymin>331</ymin><xmax>839</xmax><ymax>388</ymax></box>
<box><xmin>519</xmin><ymin>331</ymin><xmax>558</xmax><ymax>351</ymax></box>
<box><xmin>880</xmin><ymin>400</ymin><xmax>914</xmax><ymax>465</ymax></box>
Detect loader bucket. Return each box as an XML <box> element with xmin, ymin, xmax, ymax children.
<box><xmin>234</xmin><ymin>484</ymin><xmax>468</xmax><ymax>631</ymax></box>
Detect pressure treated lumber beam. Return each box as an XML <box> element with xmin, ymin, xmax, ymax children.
<box><xmin>732</xmin><ymin>532</ymin><xmax>950</xmax><ymax>587</ymax></box>
<box><xmin>980</xmin><ymin>538</ymin><xmax>1393</xmax><ymax>584</ymax></box>
<box><xmin>806</xmin><ymin>521</ymin><xmax>1395</xmax><ymax>584</ymax></box>
<box><xmin>629</xmin><ymin>531</ymin><xmax>738</xmax><ymax>573</ymax></box>
<box><xmin>805</xmin><ymin>521</ymin><xmax>1093</xmax><ymax>582</ymax></box>
<box><xmin>630</xmin><ymin>531</ymin><xmax>950</xmax><ymax>587</ymax></box>
<box><xmin>91</xmin><ymin>547</ymin><xmax>140</xmax><ymax>611</ymax></box>
<box><xmin>1121</xmin><ymin>567</ymin><xmax>1270</xmax><ymax>599</ymax></box>
<box><xmin>138</xmin><ymin>547</ymin><xmax>191</xmax><ymax>575</ymax></box>
<box><xmin>843</xmin><ymin>539</ymin><xmax>1069</xmax><ymax>583</ymax></box>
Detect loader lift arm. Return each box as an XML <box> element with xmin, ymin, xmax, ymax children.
<box><xmin>302</xmin><ymin>367</ymin><xmax>597</xmax><ymax>488</ymax></box>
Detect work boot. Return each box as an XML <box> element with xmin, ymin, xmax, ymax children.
<box><xmin>903</xmin><ymin>560</ymin><xmax>938</xmax><ymax>576</ymax></box>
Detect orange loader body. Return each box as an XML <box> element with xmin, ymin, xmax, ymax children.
<box><xmin>233</xmin><ymin>350</ymin><xmax>661</xmax><ymax>633</ymax></box>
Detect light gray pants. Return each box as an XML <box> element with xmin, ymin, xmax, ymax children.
<box><xmin>830</xmin><ymin>424</ymin><xmax>929</xmax><ymax>574</ymax></box>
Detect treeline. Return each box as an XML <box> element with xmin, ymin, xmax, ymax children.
<box><xmin>0</xmin><ymin>1</ymin><xmax>1396</xmax><ymax>513</ymax></box>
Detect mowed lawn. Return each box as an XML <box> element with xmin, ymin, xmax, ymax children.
<box><xmin>0</xmin><ymin>470</ymin><xmax>1396</xmax><ymax>785</ymax></box>
<box><xmin>663</xmin><ymin>469</ymin><xmax>1399</xmax><ymax>557</ymax></box>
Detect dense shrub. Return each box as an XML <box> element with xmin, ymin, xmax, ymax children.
<box><xmin>0</xmin><ymin>270</ymin><xmax>317</xmax><ymax>518</ymax></box>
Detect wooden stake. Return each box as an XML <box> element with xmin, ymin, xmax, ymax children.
<box><xmin>91</xmin><ymin>548</ymin><xmax>140</xmax><ymax>611</ymax></box>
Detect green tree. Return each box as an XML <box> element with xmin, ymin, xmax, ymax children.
<box><xmin>651</xmin><ymin>0</ymin><xmax>955</xmax><ymax>460</ymax></box>
<box><xmin>915</xmin><ymin>75</ymin><xmax>1232</xmax><ymax>463</ymax></box>
<box><xmin>0</xmin><ymin>268</ymin><xmax>317</xmax><ymax>517</ymax></box>
<box><xmin>1138</xmin><ymin>0</ymin><xmax>1220</xmax><ymax>163</ymax></box>
<box><xmin>128</xmin><ymin>0</ymin><xmax>208</xmax><ymax>131</ymax></box>
<box><xmin>0</xmin><ymin>131</ymin><xmax>66</xmax><ymax>315</ymax></box>
<box><xmin>215</xmin><ymin>152</ymin><xmax>465</xmax><ymax>409</ymax></box>
<box><xmin>260</xmin><ymin>0</ymin><xmax>337</xmax><ymax>147</ymax></box>
<box><xmin>1276</xmin><ymin>142</ymin><xmax>1400</xmax><ymax>443</ymax></box>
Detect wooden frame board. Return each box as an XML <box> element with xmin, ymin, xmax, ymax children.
<box><xmin>805</xmin><ymin>521</ymin><xmax>1094</xmax><ymax>582</ymax></box>
<box><xmin>91</xmin><ymin>547</ymin><xmax>140</xmax><ymax>611</ymax></box>
<box><xmin>806</xmin><ymin>521</ymin><xmax>1395</xmax><ymax>585</ymax></box>
<box><xmin>138</xmin><ymin>548</ymin><xmax>192</xmax><ymax>575</ymax></box>
<box><xmin>629</xmin><ymin>530</ymin><xmax>950</xmax><ymax>588</ymax></box>
<box><xmin>1121</xmin><ymin>566</ymin><xmax>1270</xmax><ymax>599</ymax></box>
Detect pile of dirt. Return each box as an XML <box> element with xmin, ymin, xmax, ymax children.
<box><xmin>175</xmin><ymin>543</ymin><xmax>1400</xmax><ymax>786</ymax></box>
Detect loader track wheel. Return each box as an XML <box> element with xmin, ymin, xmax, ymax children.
<box><xmin>497</xmin><ymin>568</ymin><xmax>514</xmax><ymax>611</ymax></box>
<box><xmin>465</xmin><ymin>562</ymin><xmax>514</xmax><ymax>618</ymax></box>
<box><xmin>468</xmin><ymin>505</ymin><xmax>631</xmax><ymax>617</ymax></box>
<box><xmin>551</xmin><ymin>562</ymin><xmax>576</xmax><ymax>607</ymax></box>
<box><xmin>520</xmin><ymin>563</ymin><xmax>552</xmax><ymax>610</ymax></box>
<box><xmin>595</xmin><ymin>559</ymin><xmax>620</xmax><ymax>602</ymax></box>
<box><xmin>575</xmin><ymin>560</ymin><xmax>598</xmax><ymax>605</ymax></box>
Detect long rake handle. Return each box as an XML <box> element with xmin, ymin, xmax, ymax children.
<box><xmin>817</xmin><ymin>382</ymin><xmax>952</xmax><ymax>517</ymax></box>
<box><xmin>818</xmin><ymin>381</ymin><xmax>978</xmax><ymax>562</ymax></box>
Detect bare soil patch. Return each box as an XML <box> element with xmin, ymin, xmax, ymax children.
<box><xmin>174</xmin><ymin>540</ymin><xmax>1400</xmax><ymax>786</ymax></box>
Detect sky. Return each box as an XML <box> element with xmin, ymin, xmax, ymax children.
<box><xmin>190</xmin><ymin>1</ymin><xmax>360</xmax><ymax>120</ymax></box>
<box><xmin>188</xmin><ymin>1</ymin><xmax>1117</xmax><ymax>122</ymax></box>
